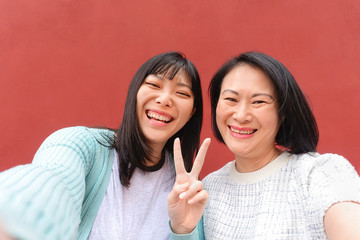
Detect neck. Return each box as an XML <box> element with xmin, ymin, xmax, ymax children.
<box><xmin>145</xmin><ymin>142</ymin><xmax>165</xmax><ymax>167</ymax></box>
<box><xmin>234</xmin><ymin>147</ymin><xmax>282</xmax><ymax>173</ymax></box>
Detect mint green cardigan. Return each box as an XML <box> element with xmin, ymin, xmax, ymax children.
<box><xmin>0</xmin><ymin>127</ymin><xmax>114</xmax><ymax>240</ymax></box>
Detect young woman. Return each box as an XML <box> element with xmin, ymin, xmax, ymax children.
<box><xmin>0</xmin><ymin>51</ymin><xmax>205</xmax><ymax>240</ymax></box>
<box><xmin>168</xmin><ymin>52</ymin><xmax>360</xmax><ymax>239</ymax></box>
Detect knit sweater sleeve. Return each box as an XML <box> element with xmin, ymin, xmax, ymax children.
<box><xmin>0</xmin><ymin>127</ymin><xmax>105</xmax><ymax>240</ymax></box>
<box><xmin>303</xmin><ymin>153</ymin><xmax>360</xmax><ymax>222</ymax></box>
<box><xmin>170</xmin><ymin>217</ymin><xmax>205</xmax><ymax>240</ymax></box>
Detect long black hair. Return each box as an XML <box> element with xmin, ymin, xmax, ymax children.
<box><xmin>115</xmin><ymin>51</ymin><xmax>203</xmax><ymax>187</ymax></box>
<box><xmin>209</xmin><ymin>51</ymin><xmax>318</xmax><ymax>154</ymax></box>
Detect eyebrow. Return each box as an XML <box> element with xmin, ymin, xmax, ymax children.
<box><xmin>221</xmin><ymin>89</ymin><xmax>274</xmax><ymax>100</ymax></box>
<box><xmin>153</xmin><ymin>74</ymin><xmax>192</xmax><ymax>90</ymax></box>
<box><xmin>221</xmin><ymin>89</ymin><xmax>239</xmax><ymax>95</ymax></box>
<box><xmin>252</xmin><ymin>93</ymin><xmax>274</xmax><ymax>100</ymax></box>
<box><xmin>177</xmin><ymin>82</ymin><xmax>192</xmax><ymax>90</ymax></box>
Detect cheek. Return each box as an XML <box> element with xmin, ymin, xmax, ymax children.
<box><xmin>215</xmin><ymin>102</ymin><xmax>221</xmax><ymax>118</ymax></box>
<box><xmin>215</xmin><ymin>106</ymin><xmax>226</xmax><ymax>132</ymax></box>
<box><xmin>184</xmin><ymin>103</ymin><xmax>195</xmax><ymax>121</ymax></box>
<box><xmin>135</xmin><ymin>90</ymin><xmax>141</xmax><ymax>107</ymax></box>
<box><xmin>135</xmin><ymin>93</ymin><xmax>145</xmax><ymax>119</ymax></box>
<box><xmin>216</xmin><ymin>102</ymin><xmax>228</xmax><ymax>122</ymax></box>
<box><xmin>263</xmin><ymin>111</ymin><xmax>280</xmax><ymax>133</ymax></box>
<box><xmin>136</xmin><ymin>86</ymin><xmax>148</xmax><ymax>109</ymax></box>
<box><xmin>135</xmin><ymin>97</ymin><xmax>141</xmax><ymax>114</ymax></box>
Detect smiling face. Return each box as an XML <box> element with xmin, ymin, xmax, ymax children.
<box><xmin>136</xmin><ymin>72</ymin><xmax>195</xmax><ymax>154</ymax></box>
<box><xmin>216</xmin><ymin>64</ymin><xmax>281</xmax><ymax>167</ymax></box>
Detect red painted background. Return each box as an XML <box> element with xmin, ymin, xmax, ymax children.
<box><xmin>1</xmin><ymin>0</ymin><xmax>359</xmax><ymax>178</ymax></box>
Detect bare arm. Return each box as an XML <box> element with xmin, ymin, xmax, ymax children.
<box><xmin>324</xmin><ymin>201</ymin><xmax>360</xmax><ymax>239</ymax></box>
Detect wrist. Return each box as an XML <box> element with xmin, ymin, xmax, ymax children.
<box><xmin>170</xmin><ymin>222</ymin><xmax>195</xmax><ymax>235</ymax></box>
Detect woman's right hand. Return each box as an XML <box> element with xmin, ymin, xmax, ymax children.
<box><xmin>0</xmin><ymin>222</ymin><xmax>15</xmax><ymax>240</ymax></box>
<box><xmin>167</xmin><ymin>138</ymin><xmax>211</xmax><ymax>234</ymax></box>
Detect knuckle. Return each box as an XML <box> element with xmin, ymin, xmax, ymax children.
<box><xmin>203</xmin><ymin>190</ymin><xmax>209</xmax><ymax>198</ymax></box>
<box><xmin>193</xmin><ymin>180</ymin><xmax>203</xmax><ymax>189</ymax></box>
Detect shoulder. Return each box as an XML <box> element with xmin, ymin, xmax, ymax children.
<box><xmin>203</xmin><ymin>161</ymin><xmax>234</xmax><ymax>187</ymax></box>
<box><xmin>290</xmin><ymin>152</ymin><xmax>360</xmax><ymax>201</ymax></box>
<box><xmin>290</xmin><ymin>152</ymin><xmax>358</xmax><ymax>178</ymax></box>
<box><xmin>40</xmin><ymin>126</ymin><xmax>114</xmax><ymax>147</ymax></box>
<box><xmin>34</xmin><ymin>126</ymin><xmax>115</xmax><ymax>164</ymax></box>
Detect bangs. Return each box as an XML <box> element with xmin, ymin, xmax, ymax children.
<box><xmin>151</xmin><ymin>61</ymin><xmax>187</xmax><ymax>80</ymax></box>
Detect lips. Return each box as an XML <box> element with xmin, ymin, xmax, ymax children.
<box><xmin>146</xmin><ymin>110</ymin><xmax>174</xmax><ymax>123</ymax></box>
<box><xmin>229</xmin><ymin>126</ymin><xmax>257</xmax><ymax>135</ymax></box>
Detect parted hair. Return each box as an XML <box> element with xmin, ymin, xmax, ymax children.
<box><xmin>209</xmin><ymin>51</ymin><xmax>318</xmax><ymax>154</ymax></box>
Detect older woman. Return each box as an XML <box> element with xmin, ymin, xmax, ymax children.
<box><xmin>168</xmin><ymin>52</ymin><xmax>360</xmax><ymax>239</ymax></box>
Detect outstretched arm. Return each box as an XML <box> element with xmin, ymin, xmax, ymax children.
<box><xmin>168</xmin><ymin>138</ymin><xmax>211</xmax><ymax>234</ymax></box>
<box><xmin>0</xmin><ymin>127</ymin><xmax>112</xmax><ymax>240</ymax></box>
<box><xmin>324</xmin><ymin>201</ymin><xmax>360</xmax><ymax>239</ymax></box>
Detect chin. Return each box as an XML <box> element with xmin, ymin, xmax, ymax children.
<box><xmin>227</xmin><ymin>144</ymin><xmax>252</xmax><ymax>157</ymax></box>
<box><xmin>145</xmin><ymin>135</ymin><xmax>169</xmax><ymax>144</ymax></box>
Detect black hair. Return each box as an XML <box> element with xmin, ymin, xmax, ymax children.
<box><xmin>209</xmin><ymin>51</ymin><xmax>318</xmax><ymax>154</ymax></box>
<box><xmin>114</xmin><ymin>51</ymin><xmax>203</xmax><ymax>187</ymax></box>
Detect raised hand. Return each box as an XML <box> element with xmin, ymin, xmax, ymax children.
<box><xmin>168</xmin><ymin>137</ymin><xmax>211</xmax><ymax>234</ymax></box>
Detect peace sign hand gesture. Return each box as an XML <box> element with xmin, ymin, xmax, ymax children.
<box><xmin>168</xmin><ymin>138</ymin><xmax>211</xmax><ymax>234</ymax></box>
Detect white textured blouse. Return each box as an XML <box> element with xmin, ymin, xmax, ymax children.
<box><xmin>200</xmin><ymin>152</ymin><xmax>360</xmax><ymax>240</ymax></box>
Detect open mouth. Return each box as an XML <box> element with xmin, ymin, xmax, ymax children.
<box><xmin>229</xmin><ymin>126</ymin><xmax>257</xmax><ymax>135</ymax></box>
<box><xmin>146</xmin><ymin>110</ymin><xmax>173</xmax><ymax>123</ymax></box>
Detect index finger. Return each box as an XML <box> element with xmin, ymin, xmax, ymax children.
<box><xmin>173</xmin><ymin>138</ymin><xmax>186</xmax><ymax>175</ymax></box>
<box><xmin>191</xmin><ymin>138</ymin><xmax>211</xmax><ymax>178</ymax></box>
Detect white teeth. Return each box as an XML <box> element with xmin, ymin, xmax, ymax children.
<box><xmin>147</xmin><ymin>112</ymin><xmax>171</xmax><ymax>122</ymax></box>
<box><xmin>230</xmin><ymin>127</ymin><xmax>255</xmax><ymax>135</ymax></box>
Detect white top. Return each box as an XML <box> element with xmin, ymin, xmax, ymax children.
<box><xmin>88</xmin><ymin>150</ymin><xmax>175</xmax><ymax>240</ymax></box>
<box><xmin>202</xmin><ymin>152</ymin><xmax>360</xmax><ymax>240</ymax></box>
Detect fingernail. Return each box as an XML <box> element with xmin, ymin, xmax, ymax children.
<box><xmin>179</xmin><ymin>192</ymin><xmax>187</xmax><ymax>199</ymax></box>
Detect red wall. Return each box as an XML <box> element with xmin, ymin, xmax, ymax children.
<box><xmin>1</xmin><ymin>0</ymin><xmax>359</xmax><ymax>178</ymax></box>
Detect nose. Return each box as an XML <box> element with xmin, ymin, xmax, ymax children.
<box><xmin>155</xmin><ymin>91</ymin><xmax>172</xmax><ymax>107</ymax></box>
<box><xmin>233</xmin><ymin>102</ymin><xmax>252</xmax><ymax>123</ymax></box>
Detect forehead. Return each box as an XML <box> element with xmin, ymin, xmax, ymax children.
<box><xmin>155</xmin><ymin>70</ymin><xmax>192</xmax><ymax>86</ymax></box>
<box><xmin>221</xmin><ymin>64</ymin><xmax>275</xmax><ymax>93</ymax></box>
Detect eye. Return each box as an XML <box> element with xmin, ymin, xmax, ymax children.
<box><xmin>145</xmin><ymin>82</ymin><xmax>160</xmax><ymax>88</ymax></box>
<box><xmin>177</xmin><ymin>91</ymin><xmax>192</xmax><ymax>98</ymax></box>
<box><xmin>224</xmin><ymin>97</ymin><xmax>237</xmax><ymax>102</ymax></box>
<box><xmin>252</xmin><ymin>100</ymin><xmax>266</xmax><ymax>104</ymax></box>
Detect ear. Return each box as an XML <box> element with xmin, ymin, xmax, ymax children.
<box><xmin>277</xmin><ymin>114</ymin><xmax>285</xmax><ymax>128</ymax></box>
